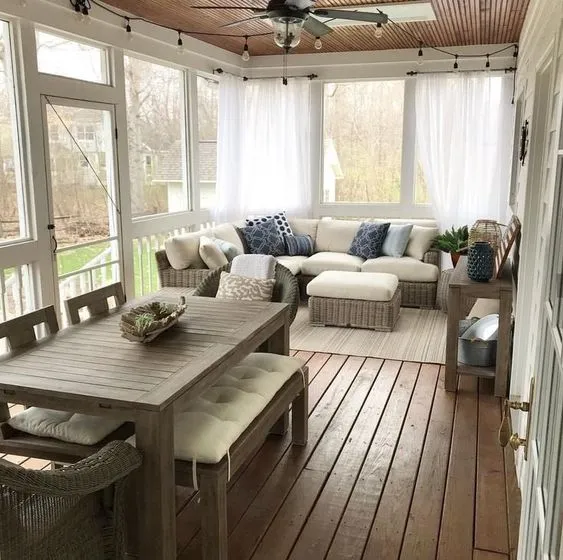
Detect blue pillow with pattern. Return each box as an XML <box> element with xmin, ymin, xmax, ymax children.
<box><xmin>241</xmin><ymin>218</ymin><xmax>285</xmax><ymax>257</ymax></box>
<box><xmin>284</xmin><ymin>234</ymin><xmax>314</xmax><ymax>257</ymax></box>
<box><xmin>348</xmin><ymin>222</ymin><xmax>390</xmax><ymax>259</ymax></box>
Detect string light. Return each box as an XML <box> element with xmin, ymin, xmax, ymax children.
<box><xmin>453</xmin><ymin>54</ymin><xmax>459</xmax><ymax>71</ymax></box>
<box><xmin>417</xmin><ymin>43</ymin><xmax>423</xmax><ymax>66</ymax></box>
<box><xmin>241</xmin><ymin>36</ymin><xmax>250</xmax><ymax>61</ymax></box>
<box><xmin>177</xmin><ymin>30</ymin><xmax>184</xmax><ymax>53</ymax></box>
<box><xmin>125</xmin><ymin>17</ymin><xmax>132</xmax><ymax>34</ymax></box>
<box><xmin>314</xmin><ymin>37</ymin><xmax>323</xmax><ymax>50</ymax></box>
<box><xmin>374</xmin><ymin>22</ymin><xmax>383</xmax><ymax>39</ymax></box>
<box><xmin>485</xmin><ymin>54</ymin><xmax>490</xmax><ymax>70</ymax></box>
<box><xmin>513</xmin><ymin>45</ymin><xmax>519</xmax><ymax>58</ymax></box>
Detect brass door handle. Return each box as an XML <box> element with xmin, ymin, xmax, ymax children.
<box><xmin>509</xmin><ymin>433</ymin><xmax>527</xmax><ymax>451</ymax></box>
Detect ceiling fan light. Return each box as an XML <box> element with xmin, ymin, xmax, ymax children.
<box><xmin>272</xmin><ymin>17</ymin><xmax>304</xmax><ymax>49</ymax></box>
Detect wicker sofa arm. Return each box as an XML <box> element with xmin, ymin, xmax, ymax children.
<box><xmin>423</xmin><ymin>249</ymin><xmax>441</xmax><ymax>269</ymax></box>
<box><xmin>0</xmin><ymin>441</ymin><xmax>141</xmax><ymax>497</ymax></box>
<box><xmin>155</xmin><ymin>249</ymin><xmax>212</xmax><ymax>288</ymax></box>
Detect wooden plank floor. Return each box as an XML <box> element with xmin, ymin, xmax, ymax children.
<box><xmin>5</xmin><ymin>353</ymin><xmax>521</xmax><ymax>560</ymax></box>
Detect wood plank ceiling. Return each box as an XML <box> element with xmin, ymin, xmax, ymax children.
<box><xmin>103</xmin><ymin>0</ymin><xmax>530</xmax><ymax>56</ymax></box>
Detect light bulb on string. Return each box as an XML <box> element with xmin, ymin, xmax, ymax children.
<box><xmin>453</xmin><ymin>54</ymin><xmax>459</xmax><ymax>72</ymax></box>
<box><xmin>314</xmin><ymin>37</ymin><xmax>322</xmax><ymax>50</ymax></box>
<box><xmin>417</xmin><ymin>44</ymin><xmax>423</xmax><ymax>66</ymax></box>
<box><xmin>125</xmin><ymin>17</ymin><xmax>133</xmax><ymax>41</ymax></box>
<box><xmin>374</xmin><ymin>22</ymin><xmax>383</xmax><ymax>39</ymax></box>
<box><xmin>485</xmin><ymin>54</ymin><xmax>490</xmax><ymax>71</ymax></box>
<box><xmin>513</xmin><ymin>44</ymin><xmax>519</xmax><ymax>59</ymax></box>
<box><xmin>177</xmin><ymin>30</ymin><xmax>184</xmax><ymax>54</ymax></box>
<box><xmin>241</xmin><ymin>36</ymin><xmax>250</xmax><ymax>61</ymax></box>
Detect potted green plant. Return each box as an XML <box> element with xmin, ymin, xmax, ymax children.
<box><xmin>433</xmin><ymin>225</ymin><xmax>469</xmax><ymax>267</ymax></box>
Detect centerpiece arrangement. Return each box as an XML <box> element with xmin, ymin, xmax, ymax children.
<box><xmin>120</xmin><ymin>297</ymin><xmax>187</xmax><ymax>343</ymax></box>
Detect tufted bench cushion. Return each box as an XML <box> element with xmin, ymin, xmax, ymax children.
<box><xmin>128</xmin><ymin>353</ymin><xmax>305</xmax><ymax>464</ymax></box>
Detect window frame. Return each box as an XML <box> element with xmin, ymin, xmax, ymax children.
<box><xmin>317</xmin><ymin>77</ymin><xmax>432</xmax><ymax>219</ymax></box>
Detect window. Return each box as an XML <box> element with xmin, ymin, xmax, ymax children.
<box><xmin>323</xmin><ymin>80</ymin><xmax>405</xmax><ymax>204</ymax></box>
<box><xmin>36</xmin><ymin>30</ymin><xmax>109</xmax><ymax>84</ymax></box>
<box><xmin>197</xmin><ymin>76</ymin><xmax>218</xmax><ymax>209</ymax></box>
<box><xmin>415</xmin><ymin>160</ymin><xmax>430</xmax><ymax>204</ymax></box>
<box><xmin>124</xmin><ymin>55</ymin><xmax>188</xmax><ymax>219</ymax></box>
<box><xmin>0</xmin><ymin>21</ymin><xmax>27</xmax><ymax>242</ymax></box>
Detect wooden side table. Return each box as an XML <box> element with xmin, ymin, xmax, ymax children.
<box><xmin>445</xmin><ymin>256</ymin><xmax>513</xmax><ymax>397</ymax></box>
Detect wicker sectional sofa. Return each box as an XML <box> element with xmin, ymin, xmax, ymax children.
<box><xmin>155</xmin><ymin>218</ymin><xmax>441</xmax><ymax>308</ymax></box>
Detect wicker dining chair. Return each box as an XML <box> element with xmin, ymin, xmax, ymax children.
<box><xmin>193</xmin><ymin>262</ymin><xmax>300</xmax><ymax>325</ymax></box>
<box><xmin>0</xmin><ymin>441</ymin><xmax>141</xmax><ymax>560</ymax></box>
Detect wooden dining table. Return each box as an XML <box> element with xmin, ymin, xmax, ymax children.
<box><xmin>0</xmin><ymin>288</ymin><xmax>290</xmax><ymax>560</ymax></box>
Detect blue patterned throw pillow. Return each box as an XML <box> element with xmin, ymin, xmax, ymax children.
<box><xmin>348</xmin><ymin>222</ymin><xmax>390</xmax><ymax>259</ymax></box>
<box><xmin>284</xmin><ymin>234</ymin><xmax>314</xmax><ymax>257</ymax></box>
<box><xmin>245</xmin><ymin>211</ymin><xmax>293</xmax><ymax>237</ymax></box>
<box><xmin>241</xmin><ymin>218</ymin><xmax>285</xmax><ymax>257</ymax></box>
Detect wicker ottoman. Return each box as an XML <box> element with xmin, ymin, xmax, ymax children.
<box><xmin>307</xmin><ymin>271</ymin><xmax>401</xmax><ymax>331</ymax></box>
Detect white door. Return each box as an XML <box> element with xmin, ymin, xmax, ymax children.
<box><xmin>517</xmin><ymin>53</ymin><xmax>563</xmax><ymax>559</ymax></box>
<box><xmin>41</xmin><ymin>97</ymin><xmax>123</xmax><ymax>323</ymax></box>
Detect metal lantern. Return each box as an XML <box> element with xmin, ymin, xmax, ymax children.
<box><xmin>467</xmin><ymin>242</ymin><xmax>495</xmax><ymax>282</ymax></box>
<box><xmin>468</xmin><ymin>219</ymin><xmax>502</xmax><ymax>254</ymax></box>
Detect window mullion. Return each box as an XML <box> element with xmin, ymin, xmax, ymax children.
<box><xmin>401</xmin><ymin>78</ymin><xmax>416</xmax><ymax>208</ymax></box>
<box><xmin>187</xmin><ymin>71</ymin><xmax>200</xmax><ymax>213</ymax></box>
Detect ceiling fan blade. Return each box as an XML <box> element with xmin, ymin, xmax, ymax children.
<box><xmin>303</xmin><ymin>16</ymin><xmax>332</xmax><ymax>37</ymax></box>
<box><xmin>312</xmin><ymin>8</ymin><xmax>388</xmax><ymax>24</ymax></box>
<box><xmin>220</xmin><ymin>13</ymin><xmax>268</xmax><ymax>27</ymax></box>
<box><xmin>190</xmin><ymin>5</ymin><xmax>266</xmax><ymax>11</ymax></box>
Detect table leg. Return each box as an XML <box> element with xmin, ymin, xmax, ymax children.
<box><xmin>445</xmin><ymin>286</ymin><xmax>461</xmax><ymax>392</ymax></box>
<box><xmin>495</xmin><ymin>290</ymin><xmax>512</xmax><ymax>398</ymax></box>
<box><xmin>135</xmin><ymin>407</ymin><xmax>176</xmax><ymax>560</ymax></box>
<box><xmin>266</xmin><ymin>312</ymin><xmax>290</xmax><ymax>434</ymax></box>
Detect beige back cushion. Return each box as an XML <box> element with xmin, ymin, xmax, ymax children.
<box><xmin>212</xmin><ymin>223</ymin><xmax>245</xmax><ymax>254</ymax></box>
<box><xmin>288</xmin><ymin>219</ymin><xmax>320</xmax><ymax>240</ymax></box>
<box><xmin>165</xmin><ymin>229</ymin><xmax>211</xmax><ymax>270</ymax></box>
<box><xmin>315</xmin><ymin>220</ymin><xmax>362</xmax><ymax>253</ymax></box>
<box><xmin>405</xmin><ymin>226</ymin><xmax>439</xmax><ymax>260</ymax></box>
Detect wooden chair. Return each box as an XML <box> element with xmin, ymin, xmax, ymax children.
<box><xmin>0</xmin><ymin>297</ymin><xmax>133</xmax><ymax>464</ymax></box>
<box><xmin>65</xmin><ymin>282</ymin><xmax>125</xmax><ymax>325</ymax></box>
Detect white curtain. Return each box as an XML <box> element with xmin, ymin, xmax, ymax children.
<box><xmin>415</xmin><ymin>72</ymin><xmax>515</xmax><ymax>231</ymax></box>
<box><xmin>214</xmin><ymin>74</ymin><xmax>312</xmax><ymax>223</ymax></box>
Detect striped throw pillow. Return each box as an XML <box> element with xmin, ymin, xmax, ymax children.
<box><xmin>284</xmin><ymin>234</ymin><xmax>314</xmax><ymax>257</ymax></box>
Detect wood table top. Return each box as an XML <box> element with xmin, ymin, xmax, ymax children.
<box><xmin>0</xmin><ymin>292</ymin><xmax>288</xmax><ymax>413</ymax></box>
<box><xmin>449</xmin><ymin>256</ymin><xmax>512</xmax><ymax>294</ymax></box>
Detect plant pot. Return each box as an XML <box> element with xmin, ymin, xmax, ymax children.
<box><xmin>451</xmin><ymin>252</ymin><xmax>461</xmax><ymax>267</ymax></box>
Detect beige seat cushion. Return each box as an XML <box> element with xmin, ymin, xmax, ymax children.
<box><xmin>307</xmin><ymin>271</ymin><xmax>398</xmax><ymax>302</ymax></box>
<box><xmin>212</xmin><ymin>223</ymin><xmax>246</xmax><ymax>254</ymax></box>
<box><xmin>301</xmin><ymin>252</ymin><xmax>365</xmax><ymax>276</ymax></box>
<box><xmin>276</xmin><ymin>256</ymin><xmax>308</xmax><ymax>276</ymax></box>
<box><xmin>361</xmin><ymin>256</ymin><xmax>440</xmax><ymax>282</ymax></box>
<box><xmin>405</xmin><ymin>226</ymin><xmax>439</xmax><ymax>260</ymax></box>
<box><xmin>128</xmin><ymin>353</ymin><xmax>305</xmax><ymax>464</ymax></box>
<box><xmin>468</xmin><ymin>298</ymin><xmax>500</xmax><ymax>318</ymax></box>
<box><xmin>315</xmin><ymin>220</ymin><xmax>361</xmax><ymax>253</ymax></box>
<box><xmin>165</xmin><ymin>229</ymin><xmax>212</xmax><ymax>270</ymax></box>
<box><xmin>199</xmin><ymin>236</ymin><xmax>229</xmax><ymax>269</ymax></box>
<box><xmin>8</xmin><ymin>408</ymin><xmax>124</xmax><ymax>446</ymax></box>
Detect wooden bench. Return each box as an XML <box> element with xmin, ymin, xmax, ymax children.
<box><xmin>128</xmin><ymin>352</ymin><xmax>308</xmax><ymax>560</ymax></box>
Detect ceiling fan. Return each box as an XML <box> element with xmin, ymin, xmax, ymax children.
<box><xmin>191</xmin><ymin>0</ymin><xmax>389</xmax><ymax>51</ymax></box>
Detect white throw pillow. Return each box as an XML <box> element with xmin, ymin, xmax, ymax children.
<box><xmin>8</xmin><ymin>408</ymin><xmax>124</xmax><ymax>446</ymax></box>
<box><xmin>216</xmin><ymin>272</ymin><xmax>275</xmax><ymax>302</ymax></box>
<box><xmin>165</xmin><ymin>230</ymin><xmax>211</xmax><ymax>270</ymax></box>
<box><xmin>405</xmin><ymin>226</ymin><xmax>439</xmax><ymax>260</ymax></box>
<box><xmin>199</xmin><ymin>236</ymin><xmax>229</xmax><ymax>269</ymax></box>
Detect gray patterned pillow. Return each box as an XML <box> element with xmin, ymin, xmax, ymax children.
<box><xmin>216</xmin><ymin>272</ymin><xmax>275</xmax><ymax>302</ymax></box>
<box><xmin>245</xmin><ymin>211</ymin><xmax>293</xmax><ymax>237</ymax></box>
<box><xmin>348</xmin><ymin>222</ymin><xmax>390</xmax><ymax>259</ymax></box>
<box><xmin>241</xmin><ymin>218</ymin><xmax>285</xmax><ymax>257</ymax></box>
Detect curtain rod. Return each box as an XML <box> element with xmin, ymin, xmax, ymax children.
<box><xmin>407</xmin><ymin>66</ymin><xmax>516</xmax><ymax>76</ymax></box>
<box><xmin>213</xmin><ymin>68</ymin><xmax>318</xmax><ymax>81</ymax></box>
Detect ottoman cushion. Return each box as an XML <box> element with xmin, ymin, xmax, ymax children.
<box><xmin>361</xmin><ymin>256</ymin><xmax>439</xmax><ymax>282</ymax></box>
<box><xmin>306</xmin><ymin>271</ymin><xmax>398</xmax><ymax>302</ymax></box>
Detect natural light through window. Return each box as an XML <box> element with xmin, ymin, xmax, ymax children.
<box><xmin>36</xmin><ymin>30</ymin><xmax>109</xmax><ymax>84</ymax></box>
<box><xmin>124</xmin><ymin>55</ymin><xmax>187</xmax><ymax>219</ymax></box>
<box><xmin>323</xmin><ymin>80</ymin><xmax>405</xmax><ymax>204</ymax></box>
<box><xmin>0</xmin><ymin>21</ymin><xmax>27</xmax><ymax>242</ymax></box>
<box><xmin>197</xmin><ymin>76</ymin><xmax>218</xmax><ymax>209</ymax></box>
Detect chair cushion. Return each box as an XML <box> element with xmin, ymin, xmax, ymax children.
<box><xmin>405</xmin><ymin>226</ymin><xmax>439</xmax><ymax>260</ymax></box>
<box><xmin>382</xmin><ymin>224</ymin><xmax>414</xmax><ymax>258</ymax></box>
<box><xmin>315</xmin><ymin>220</ymin><xmax>361</xmax><ymax>253</ymax></box>
<box><xmin>276</xmin><ymin>256</ymin><xmax>308</xmax><ymax>276</ymax></box>
<box><xmin>245</xmin><ymin>211</ymin><xmax>293</xmax><ymax>237</ymax></box>
<box><xmin>284</xmin><ymin>234</ymin><xmax>314</xmax><ymax>257</ymax></box>
<box><xmin>348</xmin><ymin>222</ymin><xmax>390</xmax><ymax>259</ymax></box>
<box><xmin>301</xmin><ymin>252</ymin><xmax>364</xmax><ymax>276</ymax></box>
<box><xmin>307</xmin><ymin>271</ymin><xmax>398</xmax><ymax>302</ymax></box>
<box><xmin>212</xmin><ymin>223</ymin><xmax>246</xmax><ymax>254</ymax></box>
<box><xmin>165</xmin><ymin>230</ymin><xmax>212</xmax><ymax>270</ymax></box>
<box><xmin>241</xmin><ymin>219</ymin><xmax>285</xmax><ymax>257</ymax></box>
<box><xmin>199</xmin><ymin>236</ymin><xmax>229</xmax><ymax>269</ymax></box>
<box><xmin>361</xmin><ymin>256</ymin><xmax>440</xmax><ymax>282</ymax></box>
<box><xmin>216</xmin><ymin>272</ymin><xmax>275</xmax><ymax>302</ymax></box>
<box><xmin>128</xmin><ymin>353</ymin><xmax>305</xmax><ymax>464</ymax></box>
<box><xmin>7</xmin><ymin>408</ymin><xmax>124</xmax><ymax>446</ymax></box>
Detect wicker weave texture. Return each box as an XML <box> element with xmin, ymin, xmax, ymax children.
<box><xmin>309</xmin><ymin>289</ymin><xmax>401</xmax><ymax>331</ymax></box>
<box><xmin>193</xmin><ymin>263</ymin><xmax>300</xmax><ymax>325</ymax></box>
<box><xmin>155</xmin><ymin>250</ymin><xmax>211</xmax><ymax>288</ymax></box>
<box><xmin>0</xmin><ymin>441</ymin><xmax>141</xmax><ymax>560</ymax></box>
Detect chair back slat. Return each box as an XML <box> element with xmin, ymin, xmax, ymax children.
<box><xmin>65</xmin><ymin>282</ymin><xmax>126</xmax><ymax>325</ymax></box>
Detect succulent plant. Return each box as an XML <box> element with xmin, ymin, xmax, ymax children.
<box><xmin>433</xmin><ymin>225</ymin><xmax>469</xmax><ymax>254</ymax></box>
